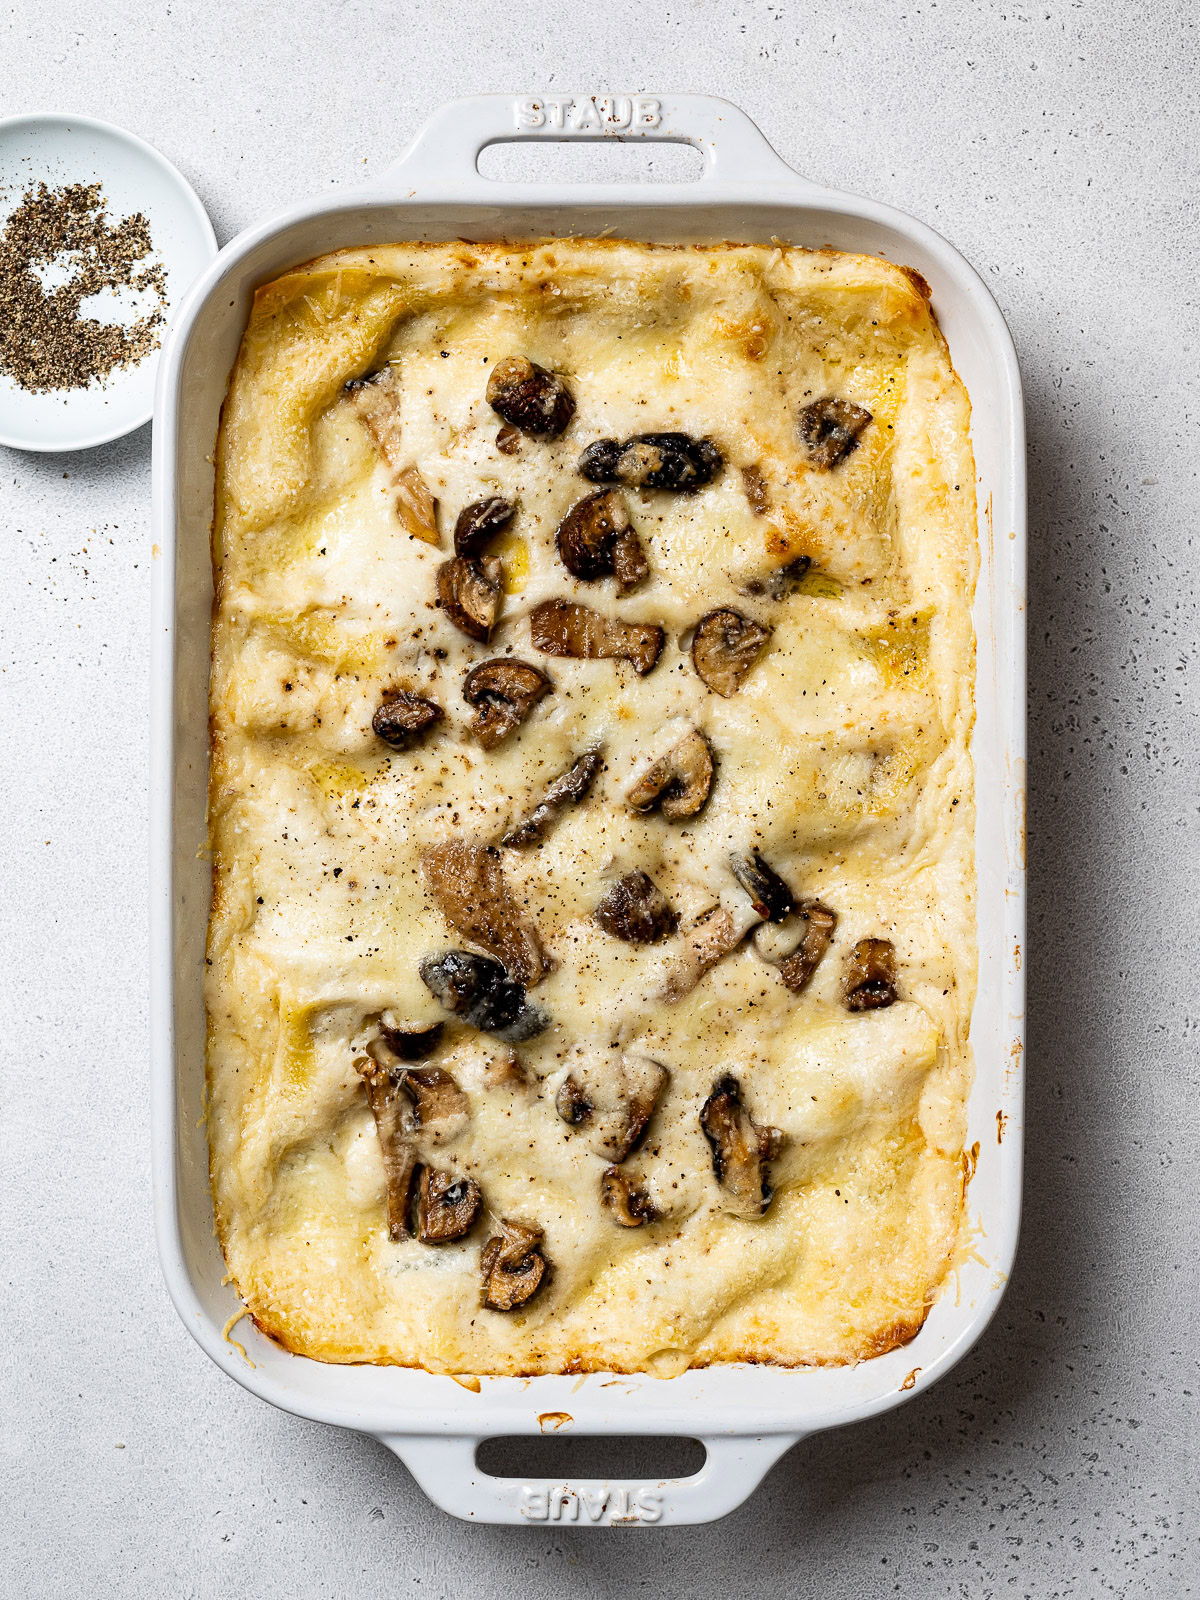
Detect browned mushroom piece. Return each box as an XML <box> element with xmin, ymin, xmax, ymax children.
<box><xmin>741</xmin><ymin>464</ymin><xmax>770</xmax><ymax>515</ymax></box>
<box><xmin>621</xmin><ymin>432</ymin><xmax>723</xmax><ymax>492</ymax></box>
<box><xmin>554</xmin><ymin>1074</ymin><xmax>593</xmax><ymax>1126</ymax></box>
<box><xmin>346</xmin><ymin>367</ymin><xmax>404</xmax><ymax>468</ymax></box>
<box><xmin>691</xmin><ymin>608</ymin><xmax>773</xmax><ymax>697</ymax></box>
<box><xmin>462</xmin><ymin>658</ymin><xmax>552</xmax><ymax>749</ymax></box>
<box><xmin>601</xmin><ymin>1166</ymin><xmax>657</xmax><ymax>1227</ymax></box>
<box><xmin>402</xmin><ymin>1065</ymin><xmax>471</xmax><ymax>1142</ymax></box>
<box><xmin>553</xmin><ymin>1051</ymin><xmax>668</xmax><ymax>1161</ymax></box>
<box><xmin>580</xmin><ymin>432</ymin><xmax>723</xmax><ymax>493</ymax></box>
<box><xmin>364</xmin><ymin>1029</ymin><xmax>470</xmax><ymax>1140</ymax></box>
<box><xmin>454</xmin><ymin>496</ymin><xmax>515</xmax><ymax>559</ymax></box>
<box><xmin>739</xmin><ymin>556</ymin><xmax>813</xmax><ymax>600</ymax></box>
<box><xmin>529</xmin><ymin>599</ymin><xmax>664</xmax><ymax>676</ymax></box>
<box><xmin>729</xmin><ymin>851</ymin><xmax>795</xmax><ymax>922</ymax></box>
<box><xmin>844</xmin><ymin>937</ymin><xmax>898</xmax><ymax>1010</ymax></box>
<box><xmin>594</xmin><ymin>871</ymin><xmax>678</xmax><ymax>944</ymax></box>
<box><xmin>495</xmin><ymin>424</ymin><xmax>521</xmax><ymax>455</ymax></box>
<box><xmin>436</xmin><ymin>555</ymin><xmax>502</xmax><ymax>642</ymax></box>
<box><xmin>481</xmin><ymin>1219</ymin><xmax>548</xmax><ymax>1310</ymax></box>
<box><xmin>659</xmin><ymin>901</ymin><xmax>762</xmax><ymax>1003</ymax></box>
<box><xmin>777</xmin><ymin>900</ymin><xmax>838</xmax><ymax>994</ymax></box>
<box><xmin>502</xmin><ymin>748</ymin><xmax>604</xmax><ymax>848</ymax></box>
<box><xmin>555</xmin><ymin>490</ymin><xmax>650</xmax><ymax>593</ymax></box>
<box><xmin>626</xmin><ymin>729</ymin><xmax>714</xmax><ymax>821</ymax></box>
<box><xmin>700</xmin><ymin>1075</ymin><xmax>784</xmax><ymax>1218</ymax></box>
<box><xmin>354</xmin><ymin>1053</ymin><xmax>418</xmax><ymax>1242</ymax></box>
<box><xmin>346</xmin><ymin>373</ymin><xmax>440</xmax><ymax>543</ymax></box>
<box><xmin>372</xmin><ymin>691</ymin><xmax>444</xmax><ymax>750</ymax></box>
<box><xmin>364</xmin><ymin>1032</ymin><xmax>407</xmax><ymax>1074</ymax></box>
<box><xmin>556</xmin><ymin>488</ymin><xmax>629</xmax><ymax>579</ymax></box>
<box><xmin>576</xmin><ymin>438</ymin><xmax>624</xmax><ymax>482</ymax></box>
<box><xmin>423</xmin><ymin>839</ymin><xmax>550</xmax><ymax>985</ymax></box>
<box><xmin>374</xmin><ymin>1017</ymin><xmax>444</xmax><ymax>1061</ymax></box>
<box><xmin>798</xmin><ymin>398</ymin><xmax>873</xmax><ymax>470</ymax></box>
<box><xmin>419</xmin><ymin>950</ymin><xmax>549</xmax><ymax>1042</ymax></box>
<box><xmin>413</xmin><ymin>1167</ymin><xmax>482</xmax><ymax>1243</ymax></box>
<box><xmin>611</xmin><ymin>527</ymin><xmax>650</xmax><ymax>594</ymax></box>
<box><xmin>394</xmin><ymin>466</ymin><xmax>440</xmax><ymax>545</ymax></box>
<box><xmin>486</xmin><ymin>356</ymin><xmax>575</xmax><ymax>437</ymax></box>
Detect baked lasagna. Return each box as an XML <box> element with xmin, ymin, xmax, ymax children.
<box><xmin>207</xmin><ymin>239</ymin><xmax>978</xmax><ymax>1374</ymax></box>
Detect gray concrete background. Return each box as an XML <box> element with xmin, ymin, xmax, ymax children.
<box><xmin>2</xmin><ymin>1</ymin><xmax>1197</xmax><ymax>1594</ymax></box>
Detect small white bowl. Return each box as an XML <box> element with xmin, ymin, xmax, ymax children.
<box><xmin>0</xmin><ymin>113</ymin><xmax>217</xmax><ymax>453</ymax></box>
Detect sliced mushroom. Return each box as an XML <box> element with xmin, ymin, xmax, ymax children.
<box><xmin>462</xmin><ymin>658</ymin><xmax>552</xmax><ymax>749</ymax></box>
<box><xmin>423</xmin><ymin>839</ymin><xmax>549</xmax><ymax>985</ymax></box>
<box><xmin>346</xmin><ymin>372</ymin><xmax>439</xmax><ymax>543</ymax></box>
<box><xmin>365</xmin><ymin>1032</ymin><xmax>411</xmax><ymax>1076</ymax></box>
<box><xmin>373</xmin><ymin>1016</ymin><xmax>444</xmax><ymax>1061</ymax></box>
<box><xmin>553</xmin><ymin>1049</ymin><xmax>668</xmax><ymax>1161</ymax></box>
<box><xmin>555</xmin><ymin>489</ymin><xmax>648</xmax><ymax>592</ymax></box>
<box><xmin>621</xmin><ymin>432</ymin><xmax>723</xmax><ymax>492</ymax></box>
<box><xmin>372</xmin><ymin>690</ymin><xmax>443</xmax><ymax>750</ymax></box>
<box><xmin>594</xmin><ymin>871</ymin><xmax>678</xmax><ymax>944</ymax></box>
<box><xmin>402</xmin><ymin>1066</ymin><xmax>470</xmax><ymax>1143</ymax></box>
<box><xmin>844</xmin><ymin>937</ymin><xmax>898</xmax><ymax>1011</ymax></box>
<box><xmin>354</xmin><ymin>1053</ymin><xmax>418</xmax><ymax>1242</ymax></box>
<box><xmin>578</xmin><ymin>432</ymin><xmax>723</xmax><ymax>493</ymax></box>
<box><xmin>529</xmin><ymin>599</ymin><xmax>664</xmax><ymax>676</ymax></box>
<box><xmin>436</xmin><ymin>555</ymin><xmax>502</xmax><ymax>643</ymax></box>
<box><xmin>798</xmin><ymin>397</ymin><xmax>873</xmax><ymax>469</ymax></box>
<box><xmin>481</xmin><ymin>1219</ymin><xmax>548</xmax><ymax>1310</ymax></box>
<box><xmin>741</xmin><ymin>464</ymin><xmax>770</xmax><ymax>515</ymax></box>
<box><xmin>486</xmin><ymin>356</ymin><xmax>575</xmax><ymax>437</ymax></box>
<box><xmin>394</xmin><ymin>466</ymin><xmax>440</xmax><ymax>544</ymax></box>
<box><xmin>576</xmin><ymin>437</ymin><xmax>624</xmax><ymax>482</ymax></box>
<box><xmin>601</xmin><ymin>1166</ymin><xmax>657</xmax><ymax>1227</ymax></box>
<box><xmin>454</xmin><ymin>496</ymin><xmax>515</xmax><ymax>559</ymax></box>
<box><xmin>776</xmin><ymin>900</ymin><xmax>838</xmax><ymax>994</ymax></box>
<box><xmin>413</xmin><ymin>1167</ymin><xmax>482</xmax><ymax>1243</ymax></box>
<box><xmin>611</xmin><ymin>526</ymin><xmax>650</xmax><ymax>594</ymax></box>
<box><xmin>361</xmin><ymin>1030</ymin><xmax>467</xmax><ymax>1144</ymax></box>
<box><xmin>346</xmin><ymin>367</ymin><xmax>404</xmax><ymax>469</ymax></box>
<box><xmin>739</xmin><ymin>556</ymin><xmax>813</xmax><ymax>600</ymax></box>
<box><xmin>700</xmin><ymin>1075</ymin><xmax>783</xmax><ymax>1218</ymax></box>
<box><xmin>729</xmin><ymin>852</ymin><xmax>794</xmax><ymax>922</ymax></box>
<box><xmin>502</xmin><ymin>748</ymin><xmax>604</xmax><ymax>848</ymax></box>
<box><xmin>495</xmin><ymin>424</ymin><xmax>521</xmax><ymax>455</ymax></box>
<box><xmin>419</xmin><ymin>950</ymin><xmax>549</xmax><ymax>1041</ymax></box>
<box><xmin>555</xmin><ymin>1074</ymin><xmax>594</xmax><ymax>1126</ymax></box>
<box><xmin>556</xmin><ymin>488</ymin><xmax>628</xmax><ymax>579</ymax></box>
<box><xmin>691</xmin><ymin>608</ymin><xmax>773</xmax><ymax>697</ymax></box>
<box><xmin>626</xmin><ymin>729</ymin><xmax>714</xmax><ymax>822</ymax></box>
<box><xmin>659</xmin><ymin>901</ymin><xmax>762</xmax><ymax>1004</ymax></box>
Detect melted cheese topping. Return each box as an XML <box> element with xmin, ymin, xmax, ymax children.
<box><xmin>208</xmin><ymin>239</ymin><xmax>977</xmax><ymax>1373</ymax></box>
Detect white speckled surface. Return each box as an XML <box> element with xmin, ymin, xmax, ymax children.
<box><xmin>2</xmin><ymin>2</ymin><xmax>1198</xmax><ymax>1593</ymax></box>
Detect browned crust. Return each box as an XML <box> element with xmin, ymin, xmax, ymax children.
<box><xmin>257</xmin><ymin>236</ymin><xmax>935</xmax><ymax>302</ymax></box>
<box><xmin>898</xmin><ymin>264</ymin><xmax>933</xmax><ymax>300</ymax></box>
<box><xmin>234</xmin><ymin>1290</ymin><xmax>933</xmax><ymax>1373</ymax></box>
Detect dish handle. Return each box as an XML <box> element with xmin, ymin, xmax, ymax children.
<box><xmin>379</xmin><ymin>1431</ymin><xmax>799</xmax><ymax>1527</ymax></box>
<box><xmin>368</xmin><ymin>93</ymin><xmax>812</xmax><ymax>195</ymax></box>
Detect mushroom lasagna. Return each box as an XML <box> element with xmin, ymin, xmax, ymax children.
<box><xmin>207</xmin><ymin>239</ymin><xmax>978</xmax><ymax>1373</ymax></box>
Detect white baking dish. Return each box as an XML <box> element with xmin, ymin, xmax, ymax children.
<box><xmin>150</xmin><ymin>94</ymin><xmax>1025</xmax><ymax>1527</ymax></box>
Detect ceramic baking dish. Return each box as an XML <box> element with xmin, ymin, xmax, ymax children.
<box><xmin>150</xmin><ymin>93</ymin><xmax>1026</xmax><ymax>1527</ymax></box>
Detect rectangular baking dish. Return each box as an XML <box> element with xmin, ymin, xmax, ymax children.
<box><xmin>150</xmin><ymin>93</ymin><xmax>1025</xmax><ymax>1527</ymax></box>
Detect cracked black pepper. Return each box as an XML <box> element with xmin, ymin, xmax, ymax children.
<box><xmin>0</xmin><ymin>180</ymin><xmax>167</xmax><ymax>392</ymax></box>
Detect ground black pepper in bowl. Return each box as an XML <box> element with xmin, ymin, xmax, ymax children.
<box><xmin>0</xmin><ymin>180</ymin><xmax>168</xmax><ymax>392</ymax></box>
